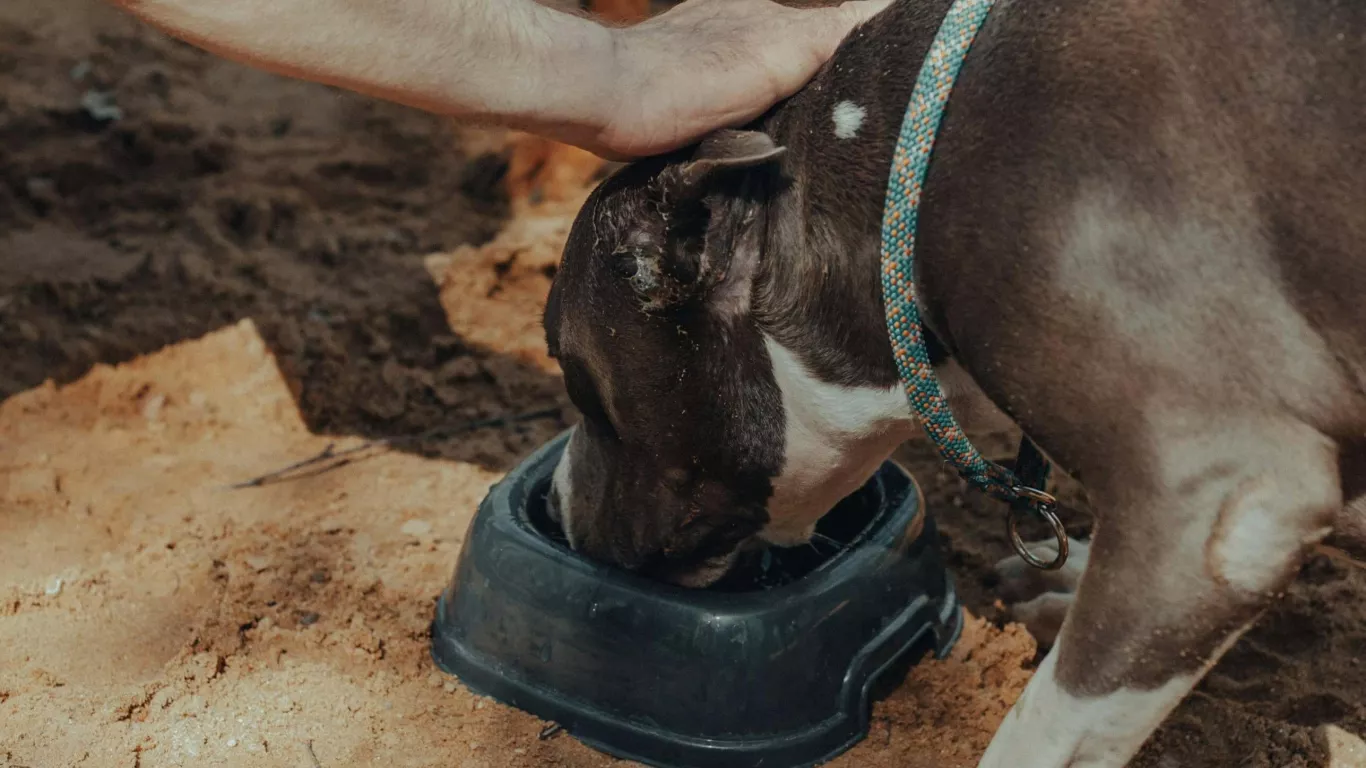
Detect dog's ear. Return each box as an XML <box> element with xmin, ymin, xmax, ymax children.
<box><xmin>620</xmin><ymin>130</ymin><xmax>785</xmax><ymax>312</ymax></box>
<box><xmin>658</xmin><ymin>129</ymin><xmax>787</xmax><ymax>204</ymax></box>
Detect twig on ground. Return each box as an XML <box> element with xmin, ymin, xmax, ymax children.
<box><xmin>538</xmin><ymin>723</ymin><xmax>564</xmax><ymax>740</ymax></box>
<box><xmin>304</xmin><ymin>740</ymin><xmax>323</xmax><ymax>768</ymax></box>
<box><xmin>227</xmin><ymin>407</ymin><xmax>562</xmax><ymax>490</ymax></box>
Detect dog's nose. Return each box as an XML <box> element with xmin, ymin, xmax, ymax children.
<box><xmin>642</xmin><ymin>551</ymin><xmax>739</xmax><ymax>589</ymax></box>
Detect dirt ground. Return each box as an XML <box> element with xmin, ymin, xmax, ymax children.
<box><xmin>2</xmin><ymin>1</ymin><xmax>1364</xmax><ymax>766</ymax></box>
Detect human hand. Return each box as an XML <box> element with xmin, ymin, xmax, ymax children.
<box><xmin>586</xmin><ymin>0</ymin><xmax>894</xmax><ymax>159</ymax></box>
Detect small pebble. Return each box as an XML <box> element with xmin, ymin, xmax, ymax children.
<box><xmin>141</xmin><ymin>393</ymin><xmax>166</xmax><ymax>421</ymax></box>
<box><xmin>298</xmin><ymin>611</ymin><xmax>321</xmax><ymax>626</ymax></box>
<box><xmin>226</xmin><ymin>738</ymin><xmax>238</xmax><ymax>748</ymax></box>
<box><xmin>80</xmin><ymin>89</ymin><xmax>123</xmax><ymax>122</ymax></box>
<box><xmin>443</xmin><ymin>682</ymin><xmax>456</xmax><ymax>693</ymax></box>
<box><xmin>24</xmin><ymin>177</ymin><xmax>57</xmax><ymax>206</ymax></box>
<box><xmin>438</xmin><ymin>356</ymin><xmax>481</xmax><ymax>381</ymax></box>
<box><xmin>44</xmin><ymin>578</ymin><xmax>63</xmax><ymax>597</ymax></box>
<box><xmin>400</xmin><ymin>519</ymin><xmax>433</xmax><ymax>537</ymax></box>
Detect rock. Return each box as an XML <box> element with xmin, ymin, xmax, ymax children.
<box><xmin>183</xmin><ymin>653</ymin><xmax>223</xmax><ymax>682</ymax></box>
<box><xmin>24</xmin><ymin>177</ymin><xmax>58</xmax><ymax>208</ymax></box>
<box><xmin>1319</xmin><ymin>725</ymin><xmax>1366</xmax><ymax>767</ymax></box>
<box><xmin>432</xmin><ymin>384</ymin><xmax>464</xmax><ymax>407</ymax></box>
<box><xmin>439</xmin><ymin>356</ymin><xmax>482</xmax><ymax>382</ymax></box>
<box><xmin>141</xmin><ymin>393</ymin><xmax>166</xmax><ymax>422</ymax></box>
<box><xmin>243</xmin><ymin>554</ymin><xmax>272</xmax><ymax>572</ymax></box>
<box><xmin>400</xmin><ymin>519</ymin><xmax>432</xmax><ymax>537</ymax></box>
<box><xmin>80</xmin><ymin>89</ymin><xmax>123</xmax><ymax>122</ymax></box>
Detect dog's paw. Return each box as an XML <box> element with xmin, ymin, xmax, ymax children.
<box><xmin>995</xmin><ymin>536</ymin><xmax>1091</xmax><ymax>647</ymax></box>
<box><xmin>1009</xmin><ymin>592</ymin><xmax>1072</xmax><ymax>648</ymax></box>
<box><xmin>994</xmin><ymin>536</ymin><xmax>1090</xmax><ymax>603</ymax></box>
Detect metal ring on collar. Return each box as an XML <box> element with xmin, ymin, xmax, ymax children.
<box><xmin>1007</xmin><ymin>487</ymin><xmax>1069</xmax><ymax>571</ymax></box>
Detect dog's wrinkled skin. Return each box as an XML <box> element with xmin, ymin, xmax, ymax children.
<box><xmin>543</xmin><ymin>0</ymin><xmax>1366</xmax><ymax>764</ymax></box>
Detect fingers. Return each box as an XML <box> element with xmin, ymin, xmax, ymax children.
<box><xmin>833</xmin><ymin>0</ymin><xmax>896</xmax><ymax>35</ymax></box>
<box><xmin>797</xmin><ymin>0</ymin><xmax>894</xmax><ymax>59</ymax></box>
<box><xmin>592</xmin><ymin>0</ymin><xmax>896</xmax><ymax>158</ymax></box>
<box><xmin>764</xmin><ymin>0</ymin><xmax>896</xmax><ymax>89</ymax></box>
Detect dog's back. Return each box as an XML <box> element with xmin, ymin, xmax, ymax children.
<box><xmin>904</xmin><ymin>0</ymin><xmax>1366</xmax><ymax>450</ymax></box>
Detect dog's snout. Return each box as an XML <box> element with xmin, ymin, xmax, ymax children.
<box><xmin>641</xmin><ymin>549</ymin><xmax>743</xmax><ymax>589</ymax></box>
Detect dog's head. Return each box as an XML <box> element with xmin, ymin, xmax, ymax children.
<box><xmin>543</xmin><ymin>129</ymin><xmax>915</xmax><ymax>587</ymax></box>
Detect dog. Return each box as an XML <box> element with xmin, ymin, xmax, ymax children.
<box><xmin>541</xmin><ymin>0</ymin><xmax>1366</xmax><ymax>764</ymax></box>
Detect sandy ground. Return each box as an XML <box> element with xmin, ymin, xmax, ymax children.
<box><xmin>0</xmin><ymin>313</ymin><xmax>1033</xmax><ymax>768</ymax></box>
<box><xmin>0</xmin><ymin>206</ymin><xmax>1037</xmax><ymax>768</ymax></box>
<box><xmin>2</xmin><ymin>0</ymin><xmax>1365</xmax><ymax>766</ymax></box>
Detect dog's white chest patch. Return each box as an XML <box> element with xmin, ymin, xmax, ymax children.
<box><xmin>831</xmin><ymin>101</ymin><xmax>866</xmax><ymax>140</ymax></box>
<box><xmin>760</xmin><ymin>336</ymin><xmax>914</xmax><ymax>545</ymax></box>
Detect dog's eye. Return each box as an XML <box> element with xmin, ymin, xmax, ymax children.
<box><xmin>611</xmin><ymin>253</ymin><xmax>639</xmax><ymax>278</ymax></box>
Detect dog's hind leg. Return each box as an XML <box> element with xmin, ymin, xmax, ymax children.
<box><xmin>978</xmin><ymin>416</ymin><xmax>1340</xmax><ymax>768</ymax></box>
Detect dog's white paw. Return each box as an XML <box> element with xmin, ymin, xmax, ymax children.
<box><xmin>994</xmin><ymin>536</ymin><xmax>1090</xmax><ymax>647</ymax></box>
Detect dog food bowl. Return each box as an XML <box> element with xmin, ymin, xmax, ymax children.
<box><xmin>430</xmin><ymin>429</ymin><xmax>962</xmax><ymax>768</ymax></box>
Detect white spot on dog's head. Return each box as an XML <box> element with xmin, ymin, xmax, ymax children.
<box><xmin>831</xmin><ymin>101</ymin><xmax>866</xmax><ymax>140</ymax></box>
<box><xmin>761</xmin><ymin>336</ymin><xmax>915</xmax><ymax>545</ymax></box>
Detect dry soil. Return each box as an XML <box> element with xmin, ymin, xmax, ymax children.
<box><xmin>2</xmin><ymin>1</ymin><xmax>1364</xmax><ymax>766</ymax></box>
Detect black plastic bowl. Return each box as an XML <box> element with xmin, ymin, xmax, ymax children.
<box><xmin>430</xmin><ymin>429</ymin><xmax>962</xmax><ymax>768</ymax></box>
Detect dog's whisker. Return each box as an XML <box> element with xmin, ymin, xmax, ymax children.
<box><xmin>810</xmin><ymin>532</ymin><xmax>842</xmax><ymax>552</ymax></box>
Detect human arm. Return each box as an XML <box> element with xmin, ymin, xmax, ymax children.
<box><xmin>108</xmin><ymin>0</ymin><xmax>891</xmax><ymax>159</ymax></box>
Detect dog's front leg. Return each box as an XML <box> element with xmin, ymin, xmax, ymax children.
<box><xmin>978</xmin><ymin>416</ymin><xmax>1340</xmax><ymax>767</ymax></box>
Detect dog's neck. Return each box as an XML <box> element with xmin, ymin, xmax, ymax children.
<box><xmin>752</xmin><ymin>0</ymin><xmax>959</xmax><ymax>387</ymax></box>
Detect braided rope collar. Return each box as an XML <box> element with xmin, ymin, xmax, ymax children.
<box><xmin>878</xmin><ymin>0</ymin><xmax>1067</xmax><ymax>568</ymax></box>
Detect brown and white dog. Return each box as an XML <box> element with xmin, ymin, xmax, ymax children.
<box><xmin>541</xmin><ymin>0</ymin><xmax>1366</xmax><ymax>764</ymax></box>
